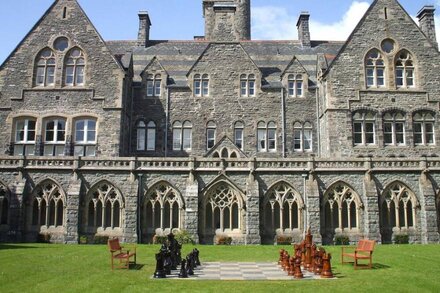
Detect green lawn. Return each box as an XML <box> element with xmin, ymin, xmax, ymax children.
<box><xmin>0</xmin><ymin>243</ymin><xmax>439</xmax><ymax>292</ymax></box>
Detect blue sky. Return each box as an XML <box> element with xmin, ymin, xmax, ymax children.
<box><xmin>0</xmin><ymin>0</ymin><xmax>438</xmax><ymax>64</ymax></box>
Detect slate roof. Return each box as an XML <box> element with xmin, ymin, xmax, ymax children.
<box><xmin>105</xmin><ymin>39</ymin><xmax>343</xmax><ymax>87</ymax></box>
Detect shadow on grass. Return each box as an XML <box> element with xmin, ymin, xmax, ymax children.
<box><xmin>130</xmin><ymin>264</ymin><xmax>145</xmax><ymax>270</ymax></box>
<box><xmin>0</xmin><ymin>244</ymin><xmax>40</xmax><ymax>250</ymax></box>
<box><xmin>340</xmin><ymin>262</ymin><xmax>390</xmax><ymax>270</ymax></box>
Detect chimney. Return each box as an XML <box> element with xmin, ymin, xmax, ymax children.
<box><xmin>417</xmin><ymin>5</ymin><xmax>437</xmax><ymax>47</ymax></box>
<box><xmin>138</xmin><ymin>11</ymin><xmax>152</xmax><ymax>47</ymax></box>
<box><xmin>297</xmin><ymin>12</ymin><xmax>311</xmax><ymax>47</ymax></box>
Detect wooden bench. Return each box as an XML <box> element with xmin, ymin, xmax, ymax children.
<box><xmin>341</xmin><ymin>239</ymin><xmax>376</xmax><ymax>269</ymax></box>
<box><xmin>108</xmin><ymin>238</ymin><xmax>136</xmax><ymax>270</ymax></box>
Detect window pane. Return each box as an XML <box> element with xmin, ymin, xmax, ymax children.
<box><xmin>194</xmin><ymin>81</ymin><xmax>201</xmax><ymax>96</ymax></box>
<box><xmin>249</xmin><ymin>81</ymin><xmax>255</xmax><ymax>96</ymax></box>
<box><xmin>183</xmin><ymin>129</ymin><xmax>192</xmax><ymax>150</ymax></box>
<box><xmin>147</xmin><ymin>81</ymin><xmax>154</xmax><ymax>96</ymax></box>
<box><xmin>16</xmin><ymin>121</ymin><xmax>25</xmax><ymax>142</ymax></box>
<box><xmin>234</xmin><ymin>129</ymin><xmax>243</xmax><ymax>149</ymax></box>
<box><xmin>288</xmin><ymin>82</ymin><xmax>294</xmax><ymax>96</ymax></box>
<box><xmin>207</xmin><ymin>129</ymin><xmax>215</xmax><ymax>149</ymax></box>
<box><xmin>137</xmin><ymin>128</ymin><xmax>145</xmax><ymax>150</ymax></box>
<box><xmin>76</xmin><ymin>66</ymin><xmax>84</xmax><ymax>85</ymax></box>
<box><xmin>85</xmin><ymin>146</ymin><xmax>96</xmax><ymax>157</ymax></box>
<box><xmin>46</xmin><ymin>66</ymin><xmax>55</xmax><ymax>85</ymax></box>
<box><xmin>25</xmin><ymin>145</ymin><xmax>35</xmax><ymax>156</ymax></box>
<box><xmin>36</xmin><ymin>67</ymin><xmax>45</xmax><ymax>85</ymax></box>
<box><xmin>14</xmin><ymin>145</ymin><xmax>24</xmax><ymax>156</ymax></box>
<box><xmin>294</xmin><ymin>129</ymin><xmax>302</xmax><ymax>150</ymax></box>
<box><xmin>74</xmin><ymin>146</ymin><xmax>84</xmax><ymax>156</ymax></box>
<box><xmin>257</xmin><ymin>129</ymin><xmax>266</xmax><ymax>151</ymax></box>
<box><xmin>147</xmin><ymin>128</ymin><xmax>155</xmax><ymax>151</ymax></box>
<box><xmin>241</xmin><ymin>81</ymin><xmax>247</xmax><ymax>96</ymax></box>
<box><xmin>46</xmin><ymin>121</ymin><xmax>55</xmax><ymax>142</ymax></box>
<box><xmin>202</xmin><ymin>81</ymin><xmax>209</xmax><ymax>96</ymax></box>
<box><xmin>55</xmin><ymin>145</ymin><xmax>65</xmax><ymax>156</ymax></box>
<box><xmin>296</xmin><ymin>81</ymin><xmax>303</xmax><ymax>96</ymax></box>
<box><xmin>154</xmin><ymin>80</ymin><xmax>161</xmax><ymax>96</ymax></box>
<box><xmin>304</xmin><ymin>130</ymin><xmax>312</xmax><ymax>150</ymax></box>
<box><xmin>65</xmin><ymin>66</ymin><xmax>74</xmax><ymax>85</ymax></box>
<box><xmin>173</xmin><ymin>129</ymin><xmax>182</xmax><ymax>150</ymax></box>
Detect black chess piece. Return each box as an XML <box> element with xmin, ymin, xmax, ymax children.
<box><xmin>161</xmin><ymin>244</ymin><xmax>172</xmax><ymax>275</ymax></box>
<box><xmin>176</xmin><ymin>243</ymin><xmax>182</xmax><ymax>265</ymax></box>
<box><xmin>178</xmin><ymin>259</ymin><xmax>188</xmax><ymax>278</ymax></box>
<box><xmin>168</xmin><ymin>233</ymin><xmax>179</xmax><ymax>269</ymax></box>
<box><xmin>194</xmin><ymin>248</ymin><xmax>201</xmax><ymax>266</ymax></box>
<box><xmin>153</xmin><ymin>252</ymin><xmax>166</xmax><ymax>278</ymax></box>
<box><xmin>186</xmin><ymin>255</ymin><xmax>194</xmax><ymax>276</ymax></box>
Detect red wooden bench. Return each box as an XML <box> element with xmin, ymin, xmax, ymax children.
<box><xmin>108</xmin><ymin>238</ymin><xmax>136</xmax><ymax>270</ymax></box>
<box><xmin>341</xmin><ymin>239</ymin><xmax>376</xmax><ymax>269</ymax></box>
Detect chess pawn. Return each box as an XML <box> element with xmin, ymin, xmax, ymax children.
<box><xmin>294</xmin><ymin>255</ymin><xmax>304</xmax><ymax>279</ymax></box>
<box><xmin>278</xmin><ymin>249</ymin><xmax>285</xmax><ymax>265</ymax></box>
<box><xmin>314</xmin><ymin>250</ymin><xmax>323</xmax><ymax>275</ymax></box>
<box><xmin>288</xmin><ymin>256</ymin><xmax>295</xmax><ymax>276</ymax></box>
<box><xmin>283</xmin><ymin>252</ymin><xmax>290</xmax><ymax>271</ymax></box>
<box><xmin>321</xmin><ymin>253</ymin><xmax>334</xmax><ymax>279</ymax></box>
<box><xmin>309</xmin><ymin>244</ymin><xmax>316</xmax><ymax>273</ymax></box>
<box><xmin>154</xmin><ymin>252</ymin><xmax>166</xmax><ymax>278</ymax></box>
<box><xmin>178</xmin><ymin>259</ymin><xmax>188</xmax><ymax>278</ymax></box>
<box><xmin>186</xmin><ymin>255</ymin><xmax>194</xmax><ymax>276</ymax></box>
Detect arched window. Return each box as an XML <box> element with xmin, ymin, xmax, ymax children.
<box><xmin>263</xmin><ymin>182</ymin><xmax>303</xmax><ymax>236</ymax></box>
<box><xmin>137</xmin><ymin>121</ymin><xmax>146</xmax><ymax>151</ymax></box>
<box><xmin>147</xmin><ymin>121</ymin><xmax>156</xmax><ymax>151</ymax></box>
<box><xmin>322</xmin><ymin>183</ymin><xmax>362</xmax><ymax>233</ymax></box>
<box><xmin>35</xmin><ymin>48</ymin><xmax>56</xmax><ymax>87</ymax></box>
<box><xmin>65</xmin><ymin>48</ymin><xmax>85</xmax><ymax>86</ymax></box>
<box><xmin>257</xmin><ymin>121</ymin><xmax>277</xmax><ymax>152</ymax></box>
<box><xmin>0</xmin><ymin>185</ymin><xmax>9</xmax><ymax>225</ymax></box>
<box><xmin>205</xmin><ymin>183</ymin><xmax>243</xmax><ymax>233</ymax></box>
<box><xmin>86</xmin><ymin>182</ymin><xmax>124</xmax><ymax>231</ymax></box>
<box><xmin>142</xmin><ymin>182</ymin><xmax>183</xmax><ymax>237</ymax></box>
<box><xmin>383</xmin><ymin>112</ymin><xmax>406</xmax><ymax>146</ymax></box>
<box><xmin>206</xmin><ymin>121</ymin><xmax>216</xmax><ymax>150</ymax></box>
<box><xmin>44</xmin><ymin>118</ymin><xmax>66</xmax><ymax>156</ymax></box>
<box><xmin>288</xmin><ymin>74</ymin><xmax>303</xmax><ymax>97</ymax></box>
<box><xmin>14</xmin><ymin>118</ymin><xmax>36</xmax><ymax>156</ymax></box>
<box><xmin>353</xmin><ymin>111</ymin><xmax>376</xmax><ymax>145</ymax></box>
<box><xmin>240</xmin><ymin>74</ymin><xmax>256</xmax><ymax>97</ymax></box>
<box><xmin>194</xmin><ymin>74</ymin><xmax>209</xmax><ymax>97</ymax></box>
<box><xmin>413</xmin><ymin>112</ymin><xmax>435</xmax><ymax>146</ymax></box>
<box><xmin>74</xmin><ymin>118</ymin><xmax>97</xmax><ymax>156</ymax></box>
<box><xmin>234</xmin><ymin>121</ymin><xmax>244</xmax><ymax>150</ymax></box>
<box><xmin>147</xmin><ymin>74</ymin><xmax>161</xmax><ymax>96</ymax></box>
<box><xmin>293</xmin><ymin>122</ymin><xmax>313</xmax><ymax>152</ymax></box>
<box><xmin>365</xmin><ymin>49</ymin><xmax>385</xmax><ymax>88</ymax></box>
<box><xmin>395</xmin><ymin>50</ymin><xmax>415</xmax><ymax>88</ymax></box>
<box><xmin>380</xmin><ymin>182</ymin><xmax>418</xmax><ymax>231</ymax></box>
<box><xmin>29</xmin><ymin>181</ymin><xmax>65</xmax><ymax>230</ymax></box>
<box><xmin>172</xmin><ymin>121</ymin><xmax>192</xmax><ymax>151</ymax></box>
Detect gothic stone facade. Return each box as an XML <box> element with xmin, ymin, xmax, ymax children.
<box><xmin>0</xmin><ymin>0</ymin><xmax>440</xmax><ymax>245</ymax></box>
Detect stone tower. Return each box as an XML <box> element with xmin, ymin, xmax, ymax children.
<box><xmin>203</xmin><ymin>0</ymin><xmax>251</xmax><ymax>41</ymax></box>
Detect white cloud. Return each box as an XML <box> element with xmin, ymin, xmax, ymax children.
<box><xmin>252</xmin><ymin>1</ymin><xmax>370</xmax><ymax>41</ymax></box>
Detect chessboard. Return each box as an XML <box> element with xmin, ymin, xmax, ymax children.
<box><xmin>153</xmin><ymin>262</ymin><xmax>334</xmax><ymax>281</ymax></box>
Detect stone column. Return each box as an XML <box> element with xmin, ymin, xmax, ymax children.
<box><xmin>363</xmin><ymin>171</ymin><xmax>381</xmax><ymax>243</ymax></box>
<box><xmin>306</xmin><ymin>174</ymin><xmax>321</xmax><ymax>244</ymax></box>
<box><xmin>245</xmin><ymin>173</ymin><xmax>260</xmax><ymax>244</ymax></box>
<box><xmin>184</xmin><ymin>169</ymin><xmax>199</xmax><ymax>244</ymax></box>
<box><xmin>123</xmin><ymin>174</ymin><xmax>139</xmax><ymax>244</ymax></box>
<box><xmin>8</xmin><ymin>177</ymin><xmax>26</xmax><ymax>242</ymax></box>
<box><xmin>65</xmin><ymin>177</ymin><xmax>82</xmax><ymax>244</ymax></box>
<box><xmin>419</xmin><ymin>171</ymin><xmax>440</xmax><ymax>243</ymax></box>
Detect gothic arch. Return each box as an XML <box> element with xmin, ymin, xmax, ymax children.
<box><xmin>27</xmin><ymin>179</ymin><xmax>66</xmax><ymax>233</ymax></box>
<box><xmin>83</xmin><ymin>180</ymin><xmax>125</xmax><ymax>236</ymax></box>
<box><xmin>321</xmin><ymin>181</ymin><xmax>363</xmax><ymax>244</ymax></box>
<box><xmin>141</xmin><ymin>181</ymin><xmax>184</xmax><ymax>242</ymax></box>
<box><xmin>200</xmin><ymin>180</ymin><xmax>245</xmax><ymax>244</ymax></box>
<box><xmin>261</xmin><ymin>181</ymin><xmax>304</xmax><ymax>244</ymax></box>
<box><xmin>379</xmin><ymin>181</ymin><xmax>419</xmax><ymax>243</ymax></box>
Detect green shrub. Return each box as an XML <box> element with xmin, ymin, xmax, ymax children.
<box><xmin>93</xmin><ymin>235</ymin><xmax>109</xmax><ymax>244</ymax></box>
<box><xmin>152</xmin><ymin>235</ymin><xmax>168</xmax><ymax>245</ymax></box>
<box><xmin>394</xmin><ymin>234</ymin><xmax>409</xmax><ymax>244</ymax></box>
<box><xmin>79</xmin><ymin>235</ymin><xmax>88</xmax><ymax>244</ymax></box>
<box><xmin>215</xmin><ymin>236</ymin><xmax>232</xmax><ymax>245</ymax></box>
<box><xmin>174</xmin><ymin>230</ymin><xmax>195</xmax><ymax>245</ymax></box>
<box><xmin>334</xmin><ymin>235</ymin><xmax>350</xmax><ymax>245</ymax></box>
<box><xmin>276</xmin><ymin>235</ymin><xmax>292</xmax><ymax>245</ymax></box>
<box><xmin>37</xmin><ymin>233</ymin><xmax>51</xmax><ymax>243</ymax></box>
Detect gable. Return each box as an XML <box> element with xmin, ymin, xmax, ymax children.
<box><xmin>205</xmin><ymin>135</ymin><xmax>247</xmax><ymax>158</ymax></box>
<box><xmin>140</xmin><ymin>57</ymin><xmax>167</xmax><ymax>77</ymax></box>
<box><xmin>281</xmin><ymin>56</ymin><xmax>308</xmax><ymax>78</ymax></box>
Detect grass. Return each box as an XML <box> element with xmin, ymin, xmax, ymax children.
<box><xmin>0</xmin><ymin>244</ymin><xmax>439</xmax><ymax>292</ymax></box>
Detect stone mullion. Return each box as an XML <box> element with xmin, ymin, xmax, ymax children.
<box><xmin>245</xmin><ymin>172</ymin><xmax>261</xmax><ymax>244</ymax></box>
<box><xmin>363</xmin><ymin>164</ymin><xmax>381</xmax><ymax>243</ymax></box>
<box><xmin>184</xmin><ymin>173</ymin><xmax>199</xmax><ymax>243</ymax></box>
<box><xmin>418</xmin><ymin>171</ymin><xmax>439</xmax><ymax>243</ymax></box>
<box><xmin>65</xmin><ymin>178</ymin><xmax>81</xmax><ymax>244</ymax></box>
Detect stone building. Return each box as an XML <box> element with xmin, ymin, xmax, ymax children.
<box><xmin>0</xmin><ymin>0</ymin><xmax>439</xmax><ymax>244</ymax></box>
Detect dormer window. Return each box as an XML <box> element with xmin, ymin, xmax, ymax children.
<box><xmin>366</xmin><ymin>49</ymin><xmax>385</xmax><ymax>88</ymax></box>
<box><xmin>288</xmin><ymin>74</ymin><xmax>303</xmax><ymax>97</ymax></box>
<box><xmin>35</xmin><ymin>48</ymin><xmax>56</xmax><ymax>87</ymax></box>
<box><xmin>240</xmin><ymin>74</ymin><xmax>255</xmax><ymax>97</ymax></box>
<box><xmin>147</xmin><ymin>74</ymin><xmax>161</xmax><ymax>97</ymax></box>
<box><xmin>395</xmin><ymin>50</ymin><xmax>415</xmax><ymax>88</ymax></box>
<box><xmin>194</xmin><ymin>74</ymin><xmax>209</xmax><ymax>97</ymax></box>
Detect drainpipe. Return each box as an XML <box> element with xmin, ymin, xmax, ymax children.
<box><xmin>137</xmin><ymin>173</ymin><xmax>143</xmax><ymax>244</ymax></box>
<box><xmin>315</xmin><ymin>85</ymin><xmax>321</xmax><ymax>157</ymax></box>
<box><xmin>165</xmin><ymin>87</ymin><xmax>170</xmax><ymax>157</ymax></box>
<box><xmin>302</xmin><ymin>173</ymin><xmax>308</xmax><ymax>238</ymax></box>
<box><xmin>281</xmin><ymin>87</ymin><xmax>286</xmax><ymax>158</ymax></box>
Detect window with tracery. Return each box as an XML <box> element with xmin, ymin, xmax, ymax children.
<box><xmin>143</xmin><ymin>182</ymin><xmax>183</xmax><ymax>232</ymax></box>
<box><xmin>288</xmin><ymin>74</ymin><xmax>303</xmax><ymax>97</ymax></box>
<box><xmin>413</xmin><ymin>112</ymin><xmax>435</xmax><ymax>146</ymax></box>
<box><xmin>205</xmin><ymin>184</ymin><xmax>242</xmax><ymax>232</ymax></box>
<box><xmin>30</xmin><ymin>181</ymin><xmax>65</xmax><ymax>229</ymax></box>
<box><xmin>0</xmin><ymin>185</ymin><xmax>9</xmax><ymax>225</ymax></box>
<box><xmin>365</xmin><ymin>49</ymin><xmax>385</xmax><ymax>88</ymax></box>
<box><xmin>380</xmin><ymin>182</ymin><xmax>417</xmax><ymax>230</ymax></box>
<box><xmin>395</xmin><ymin>50</ymin><xmax>415</xmax><ymax>88</ymax></box>
<box><xmin>322</xmin><ymin>183</ymin><xmax>361</xmax><ymax>232</ymax></box>
<box><xmin>65</xmin><ymin>48</ymin><xmax>85</xmax><ymax>86</ymax></box>
<box><xmin>383</xmin><ymin>112</ymin><xmax>405</xmax><ymax>146</ymax></box>
<box><xmin>35</xmin><ymin>48</ymin><xmax>56</xmax><ymax>87</ymax></box>
<box><xmin>353</xmin><ymin>111</ymin><xmax>376</xmax><ymax>145</ymax></box>
<box><xmin>263</xmin><ymin>183</ymin><xmax>303</xmax><ymax>234</ymax></box>
<box><xmin>86</xmin><ymin>182</ymin><xmax>124</xmax><ymax>231</ymax></box>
